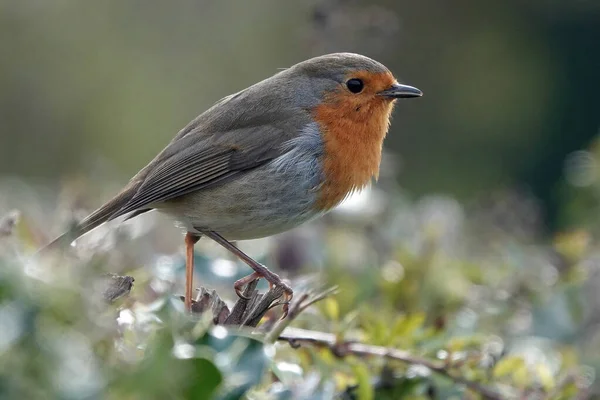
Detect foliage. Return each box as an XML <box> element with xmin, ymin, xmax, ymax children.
<box><xmin>3</xmin><ymin>141</ymin><xmax>600</xmax><ymax>398</ymax></box>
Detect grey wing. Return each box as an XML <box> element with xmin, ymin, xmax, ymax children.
<box><xmin>37</xmin><ymin>123</ymin><xmax>293</xmax><ymax>254</ymax></box>
<box><xmin>109</xmin><ymin>122</ymin><xmax>297</xmax><ymax>220</ymax></box>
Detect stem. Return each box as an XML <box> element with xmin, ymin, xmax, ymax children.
<box><xmin>278</xmin><ymin>327</ymin><xmax>512</xmax><ymax>400</ymax></box>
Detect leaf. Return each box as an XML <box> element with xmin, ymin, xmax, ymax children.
<box><xmin>493</xmin><ymin>356</ymin><xmax>525</xmax><ymax>379</ymax></box>
<box><xmin>183</xmin><ymin>358</ymin><xmax>223</xmax><ymax>400</ymax></box>
<box><xmin>324</xmin><ymin>297</ymin><xmax>340</xmax><ymax>321</ymax></box>
<box><xmin>558</xmin><ymin>382</ymin><xmax>579</xmax><ymax>399</ymax></box>
<box><xmin>446</xmin><ymin>337</ymin><xmax>468</xmax><ymax>352</ymax></box>
<box><xmin>195</xmin><ymin>328</ymin><xmax>270</xmax><ymax>400</ymax></box>
<box><xmin>351</xmin><ymin>362</ymin><xmax>374</xmax><ymax>400</ymax></box>
<box><xmin>370</xmin><ymin>318</ymin><xmax>389</xmax><ymax>346</ymax></box>
<box><xmin>339</xmin><ymin>309</ymin><xmax>360</xmax><ymax>335</ymax></box>
<box><xmin>513</xmin><ymin>362</ymin><xmax>531</xmax><ymax>388</ymax></box>
<box><xmin>553</xmin><ymin>230</ymin><xmax>590</xmax><ymax>262</ymax></box>
<box><xmin>392</xmin><ymin>313</ymin><xmax>425</xmax><ymax>338</ymax></box>
<box><xmin>535</xmin><ymin>363</ymin><xmax>555</xmax><ymax>392</ymax></box>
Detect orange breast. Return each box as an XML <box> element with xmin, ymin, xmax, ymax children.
<box><xmin>314</xmin><ymin>73</ymin><xmax>396</xmax><ymax>210</ymax></box>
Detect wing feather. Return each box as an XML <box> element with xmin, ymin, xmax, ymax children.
<box><xmin>113</xmin><ymin>118</ymin><xmax>306</xmax><ymax>218</ymax></box>
<box><xmin>39</xmin><ymin>80</ymin><xmax>313</xmax><ymax>252</ymax></box>
<box><xmin>112</xmin><ymin>150</ymin><xmax>234</xmax><ymax>217</ymax></box>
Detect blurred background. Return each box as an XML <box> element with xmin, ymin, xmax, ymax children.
<box><xmin>1</xmin><ymin>0</ymin><xmax>600</xmax><ymax>398</ymax></box>
<box><xmin>1</xmin><ymin>0</ymin><xmax>599</xmax><ymax>232</ymax></box>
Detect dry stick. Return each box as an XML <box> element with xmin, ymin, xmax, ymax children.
<box><xmin>224</xmin><ymin>279</ymin><xmax>259</xmax><ymax>325</ymax></box>
<box><xmin>277</xmin><ymin>327</ymin><xmax>509</xmax><ymax>400</ymax></box>
<box><xmin>242</xmin><ymin>284</ymin><xmax>285</xmax><ymax>327</ymax></box>
<box><xmin>186</xmin><ymin>281</ymin><xmax>285</xmax><ymax>327</ymax></box>
<box><xmin>265</xmin><ymin>285</ymin><xmax>339</xmax><ymax>342</ymax></box>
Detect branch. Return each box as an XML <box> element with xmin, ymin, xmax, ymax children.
<box><xmin>278</xmin><ymin>327</ymin><xmax>512</xmax><ymax>400</ymax></box>
<box><xmin>182</xmin><ymin>280</ymin><xmax>286</xmax><ymax>327</ymax></box>
<box><xmin>265</xmin><ymin>285</ymin><xmax>339</xmax><ymax>342</ymax></box>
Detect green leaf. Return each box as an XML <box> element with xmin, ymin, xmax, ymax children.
<box><xmin>324</xmin><ymin>297</ymin><xmax>340</xmax><ymax>321</ymax></box>
<box><xmin>195</xmin><ymin>328</ymin><xmax>270</xmax><ymax>400</ymax></box>
<box><xmin>535</xmin><ymin>363</ymin><xmax>555</xmax><ymax>392</ymax></box>
<box><xmin>351</xmin><ymin>362</ymin><xmax>374</xmax><ymax>400</ymax></box>
<box><xmin>513</xmin><ymin>362</ymin><xmax>530</xmax><ymax>388</ymax></box>
<box><xmin>493</xmin><ymin>356</ymin><xmax>525</xmax><ymax>379</ymax></box>
<box><xmin>392</xmin><ymin>313</ymin><xmax>425</xmax><ymax>338</ymax></box>
<box><xmin>183</xmin><ymin>358</ymin><xmax>222</xmax><ymax>400</ymax></box>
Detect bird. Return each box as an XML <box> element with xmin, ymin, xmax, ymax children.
<box><xmin>40</xmin><ymin>53</ymin><xmax>422</xmax><ymax>316</ymax></box>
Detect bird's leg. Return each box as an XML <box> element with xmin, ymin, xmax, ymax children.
<box><xmin>184</xmin><ymin>232</ymin><xmax>201</xmax><ymax>312</ymax></box>
<box><xmin>199</xmin><ymin>229</ymin><xmax>293</xmax><ymax>317</ymax></box>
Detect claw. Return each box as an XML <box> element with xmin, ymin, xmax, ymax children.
<box><xmin>233</xmin><ymin>272</ymin><xmax>261</xmax><ymax>300</ymax></box>
<box><xmin>280</xmin><ymin>289</ymin><xmax>293</xmax><ymax>319</ymax></box>
<box><xmin>266</xmin><ymin>298</ymin><xmax>290</xmax><ymax>319</ymax></box>
<box><xmin>284</xmin><ymin>289</ymin><xmax>293</xmax><ymax>304</ymax></box>
<box><xmin>235</xmin><ymin>285</ymin><xmax>251</xmax><ymax>300</ymax></box>
<box><xmin>266</xmin><ymin>287</ymin><xmax>294</xmax><ymax>319</ymax></box>
<box><xmin>281</xmin><ymin>303</ymin><xmax>289</xmax><ymax>320</ymax></box>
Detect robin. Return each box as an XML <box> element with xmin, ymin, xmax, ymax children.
<box><xmin>41</xmin><ymin>53</ymin><xmax>422</xmax><ymax>316</ymax></box>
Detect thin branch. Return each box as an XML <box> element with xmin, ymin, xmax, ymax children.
<box><xmin>242</xmin><ymin>284</ymin><xmax>285</xmax><ymax>327</ymax></box>
<box><xmin>183</xmin><ymin>281</ymin><xmax>286</xmax><ymax>327</ymax></box>
<box><xmin>188</xmin><ymin>287</ymin><xmax>230</xmax><ymax>324</ymax></box>
<box><xmin>223</xmin><ymin>279</ymin><xmax>259</xmax><ymax>325</ymax></box>
<box><xmin>278</xmin><ymin>327</ymin><xmax>513</xmax><ymax>400</ymax></box>
<box><xmin>265</xmin><ymin>285</ymin><xmax>339</xmax><ymax>343</ymax></box>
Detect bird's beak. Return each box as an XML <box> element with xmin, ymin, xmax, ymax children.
<box><xmin>377</xmin><ymin>83</ymin><xmax>423</xmax><ymax>99</ymax></box>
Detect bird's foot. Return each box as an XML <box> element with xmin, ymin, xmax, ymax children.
<box><xmin>234</xmin><ymin>268</ymin><xmax>293</xmax><ymax>319</ymax></box>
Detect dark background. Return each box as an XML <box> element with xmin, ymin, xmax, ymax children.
<box><xmin>0</xmin><ymin>0</ymin><xmax>599</xmax><ymax>232</ymax></box>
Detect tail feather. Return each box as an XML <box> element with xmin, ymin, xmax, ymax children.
<box><xmin>38</xmin><ymin>185</ymin><xmax>139</xmax><ymax>254</ymax></box>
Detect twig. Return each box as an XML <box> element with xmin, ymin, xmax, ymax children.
<box><xmin>278</xmin><ymin>327</ymin><xmax>512</xmax><ymax>400</ymax></box>
<box><xmin>241</xmin><ymin>284</ymin><xmax>284</xmax><ymax>327</ymax></box>
<box><xmin>223</xmin><ymin>279</ymin><xmax>259</xmax><ymax>325</ymax></box>
<box><xmin>183</xmin><ymin>281</ymin><xmax>287</xmax><ymax>327</ymax></box>
<box><xmin>188</xmin><ymin>288</ymin><xmax>230</xmax><ymax>324</ymax></box>
<box><xmin>265</xmin><ymin>285</ymin><xmax>339</xmax><ymax>342</ymax></box>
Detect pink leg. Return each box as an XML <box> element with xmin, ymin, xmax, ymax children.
<box><xmin>184</xmin><ymin>232</ymin><xmax>200</xmax><ymax>312</ymax></box>
<box><xmin>200</xmin><ymin>230</ymin><xmax>293</xmax><ymax>317</ymax></box>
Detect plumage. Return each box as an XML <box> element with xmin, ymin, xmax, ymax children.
<box><xmin>159</xmin><ymin>121</ymin><xmax>325</xmax><ymax>239</ymax></box>
<box><xmin>313</xmin><ymin>70</ymin><xmax>397</xmax><ymax>209</ymax></box>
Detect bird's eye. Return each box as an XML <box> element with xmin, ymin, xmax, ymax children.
<box><xmin>346</xmin><ymin>78</ymin><xmax>364</xmax><ymax>94</ymax></box>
